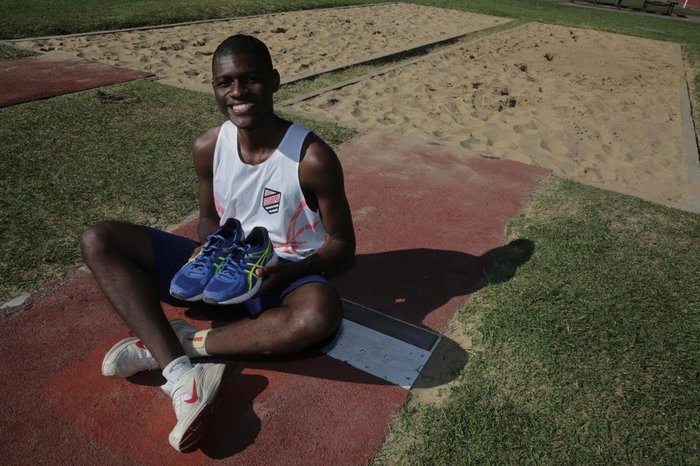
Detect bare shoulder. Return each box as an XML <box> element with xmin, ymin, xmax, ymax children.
<box><xmin>300</xmin><ymin>132</ymin><xmax>341</xmax><ymax>176</ymax></box>
<box><xmin>193</xmin><ymin>124</ymin><xmax>223</xmax><ymax>176</ymax></box>
<box><xmin>193</xmin><ymin>124</ymin><xmax>223</xmax><ymax>158</ymax></box>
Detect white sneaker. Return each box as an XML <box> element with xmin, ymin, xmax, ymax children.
<box><xmin>166</xmin><ymin>363</ymin><xmax>226</xmax><ymax>452</ymax></box>
<box><xmin>101</xmin><ymin>319</ymin><xmax>196</xmax><ymax>377</ymax></box>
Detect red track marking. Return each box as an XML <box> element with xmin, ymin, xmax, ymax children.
<box><xmin>0</xmin><ymin>56</ymin><xmax>152</xmax><ymax>107</ymax></box>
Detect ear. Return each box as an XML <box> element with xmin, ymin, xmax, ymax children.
<box><xmin>271</xmin><ymin>69</ymin><xmax>280</xmax><ymax>92</ymax></box>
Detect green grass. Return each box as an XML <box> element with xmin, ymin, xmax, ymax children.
<box><xmin>375</xmin><ymin>177</ymin><xmax>700</xmax><ymax>464</ymax></box>
<box><xmin>0</xmin><ymin>0</ymin><xmax>385</xmax><ymax>39</ymax></box>
<box><xmin>0</xmin><ymin>81</ymin><xmax>354</xmax><ymax>303</ymax></box>
<box><xmin>0</xmin><ymin>42</ymin><xmax>36</xmax><ymax>59</ymax></box>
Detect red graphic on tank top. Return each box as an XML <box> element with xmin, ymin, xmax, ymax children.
<box><xmin>262</xmin><ymin>187</ymin><xmax>281</xmax><ymax>214</ymax></box>
<box><xmin>274</xmin><ymin>201</ymin><xmax>319</xmax><ymax>255</ymax></box>
<box><xmin>214</xmin><ymin>196</ymin><xmax>225</xmax><ymax>216</ymax></box>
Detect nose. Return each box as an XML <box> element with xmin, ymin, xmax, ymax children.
<box><xmin>229</xmin><ymin>79</ymin><xmax>244</xmax><ymax>99</ymax></box>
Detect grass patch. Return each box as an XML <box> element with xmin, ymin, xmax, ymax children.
<box><xmin>0</xmin><ymin>80</ymin><xmax>355</xmax><ymax>303</ymax></box>
<box><xmin>374</xmin><ymin>177</ymin><xmax>700</xmax><ymax>464</ymax></box>
<box><xmin>0</xmin><ymin>42</ymin><xmax>36</xmax><ymax>59</ymax></box>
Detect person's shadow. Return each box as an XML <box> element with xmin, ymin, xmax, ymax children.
<box><xmin>174</xmin><ymin>238</ymin><xmax>534</xmax><ymax>457</ymax></box>
<box><xmin>332</xmin><ymin>238</ymin><xmax>535</xmax><ymax>325</ymax></box>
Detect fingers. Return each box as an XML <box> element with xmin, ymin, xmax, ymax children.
<box><xmin>256</xmin><ymin>261</ymin><xmax>282</xmax><ymax>277</ymax></box>
<box><xmin>253</xmin><ymin>264</ymin><xmax>285</xmax><ymax>297</ymax></box>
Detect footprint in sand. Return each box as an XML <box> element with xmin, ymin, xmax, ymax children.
<box><xmin>577</xmin><ymin>165</ymin><xmax>602</xmax><ymax>181</ymax></box>
<box><xmin>319</xmin><ymin>98</ymin><xmax>340</xmax><ymax>110</ymax></box>
<box><xmin>460</xmin><ymin>137</ymin><xmax>488</xmax><ymax>152</ymax></box>
<box><xmin>540</xmin><ymin>138</ymin><xmax>569</xmax><ymax>155</ymax></box>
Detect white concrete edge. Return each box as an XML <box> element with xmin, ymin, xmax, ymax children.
<box><xmin>279</xmin><ymin>19</ymin><xmax>514</xmax><ymax>86</ymax></box>
<box><xmin>322</xmin><ymin>318</ymin><xmax>442</xmax><ymax>389</ymax></box>
<box><xmin>277</xmin><ymin>21</ymin><xmax>530</xmax><ymax>108</ymax></box>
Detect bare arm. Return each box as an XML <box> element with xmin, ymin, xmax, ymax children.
<box><xmin>192</xmin><ymin>125</ymin><xmax>223</xmax><ymax>243</ymax></box>
<box><xmin>257</xmin><ymin>134</ymin><xmax>355</xmax><ymax>285</ymax></box>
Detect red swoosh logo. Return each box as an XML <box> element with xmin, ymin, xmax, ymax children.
<box><xmin>185</xmin><ymin>380</ymin><xmax>198</xmax><ymax>404</ymax></box>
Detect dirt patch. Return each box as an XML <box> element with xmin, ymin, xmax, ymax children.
<box><xmin>13</xmin><ymin>3</ymin><xmax>509</xmax><ymax>92</ymax></box>
<box><xmin>289</xmin><ymin>22</ymin><xmax>690</xmax><ymax>206</ymax></box>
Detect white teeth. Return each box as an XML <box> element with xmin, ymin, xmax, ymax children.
<box><xmin>231</xmin><ymin>102</ymin><xmax>254</xmax><ymax>112</ymax></box>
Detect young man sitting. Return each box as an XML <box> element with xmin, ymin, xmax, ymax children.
<box><xmin>80</xmin><ymin>34</ymin><xmax>355</xmax><ymax>452</ymax></box>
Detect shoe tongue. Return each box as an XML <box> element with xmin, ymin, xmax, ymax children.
<box><xmin>222</xmin><ymin>224</ymin><xmax>237</xmax><ymax>238</ymax></box>
<box><xmin>161</xmin><ymin>381</ymin><xmax>174</xmax><ymax>396</ymax></box>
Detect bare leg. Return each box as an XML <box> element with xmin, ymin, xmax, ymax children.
<box><xmin>80</xmin><ymin>221</ymin><xmax>185</xmax><ymax>368</ymax></box>
<box><xmin>204</xmin><ymin>282</ymin><xmax>342</xmax><ymax>356</ymax></box>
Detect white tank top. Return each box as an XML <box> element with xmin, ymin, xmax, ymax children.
<box><xmin>212</xmin><ymin>121</ymin><xmax>328</xmax><ymax>261</ymax></box>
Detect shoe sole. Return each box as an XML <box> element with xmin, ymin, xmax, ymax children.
<box><xmin>205</xmin><ymin>253</ymin><xmax>278</xmax><ymax>305</ymax></box>
<box><xmin>101</xmin><ymin>337</ymin><xmax>139</xmax><ymax>377</ymax></box>
<box><xmin>168</xmin><ymin>364</ymin><xmax>226</xmax><ymax>452</ymax></box>
<box><xmin>169</xmin><ymin>289</ymin><xmax>204</xmax><ymax>302</ymax></box>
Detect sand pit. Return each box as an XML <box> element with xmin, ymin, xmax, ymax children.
<box><xmin>287</xmin><ymin>22</ymin><xmax>692</xmax><ymax>206</ymax></box>
<box><xmin>12</xmin><ymin>3</ymin><xmax>509</xmax><ymax>93</ymax></box>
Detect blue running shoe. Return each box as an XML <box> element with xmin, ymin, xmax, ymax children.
<box><xmin>202</xmin><ymin>226</ymin><xmax>278</xmax><ymax>305</ymax></box>
<box><xmin>169</xmin><ymin>218</ymin><xmax>244</xmax><ymax>301</ymax></box>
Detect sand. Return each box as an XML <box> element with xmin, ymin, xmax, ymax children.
<box><xmin>12</xmin><ymin>3</ymin><xmax>509</xmax><ymax>92</ymax></box>
<box><xmin>12</xmin><ymin>6</ymin><xmax>692</xmax><ymax>206</ymax></box>
<box><xmin>288</xmin><ymin>22</ymin><xmax>690</xmax><ymax>205</ymax></box>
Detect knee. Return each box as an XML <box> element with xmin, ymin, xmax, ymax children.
<box><xmin>288</xmin><ymin>297</ymin><xmax>342</xmax><ymax>345</ymax></box>
<box><xmin>79</xmin><ymin>221</ymin><xmax>119</xmax><ymax>263</ymax></box>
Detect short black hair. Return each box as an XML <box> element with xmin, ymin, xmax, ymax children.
<box><xmin>212</xmin><ymin>34</ymin><xmax>273</xmax><ymax>71</ymax></box>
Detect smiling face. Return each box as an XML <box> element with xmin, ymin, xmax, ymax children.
<box><xmin>211</xmin><ymin>50</ymin><xmax>280</xmax><ymax>130</ymax></box>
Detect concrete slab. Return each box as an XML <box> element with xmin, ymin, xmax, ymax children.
<box><xmin>323</xmin><ymin>300</ymin><xmax>441</xmax><ymax>388</ymax></box>
<box><xmin>0</xmin><ymin>130</ymin><xmax>548</xmax><ymax>463</ymax></box>
<box><xmin>680</xmin><ymin>67</ymin><xmax>700</xmax><ymax>213</ymax></box>
<box><xmin>0</xmin><ymin>56</ymin><xmax>153</xmax><ymax>107</ymax></box>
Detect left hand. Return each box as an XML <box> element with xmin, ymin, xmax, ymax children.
<box><xmin>254</xmin><ymin>261</ymin><xmax>290</xmax><ymax>297</ymax></box>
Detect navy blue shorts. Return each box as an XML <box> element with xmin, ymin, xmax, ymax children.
<box><xmin>147</xmin><ymin>227</ymin><xmax>332</xmax><ymax>317</ymax></box>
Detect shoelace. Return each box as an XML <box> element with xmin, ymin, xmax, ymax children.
<box><xmin>216</xmin><ymin>245</ymin><xmax>254</xmax><ymax>280</ymax></box>
<box><xmin>189</xmin><ymin>235</ymin><xmax>226</xmax><ymax>273</ymax></box>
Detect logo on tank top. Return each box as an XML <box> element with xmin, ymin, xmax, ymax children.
<box><xmin>262</xmin><ymin>187</ymin><xmax>281</xmax><ymax>214</ymax></box>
